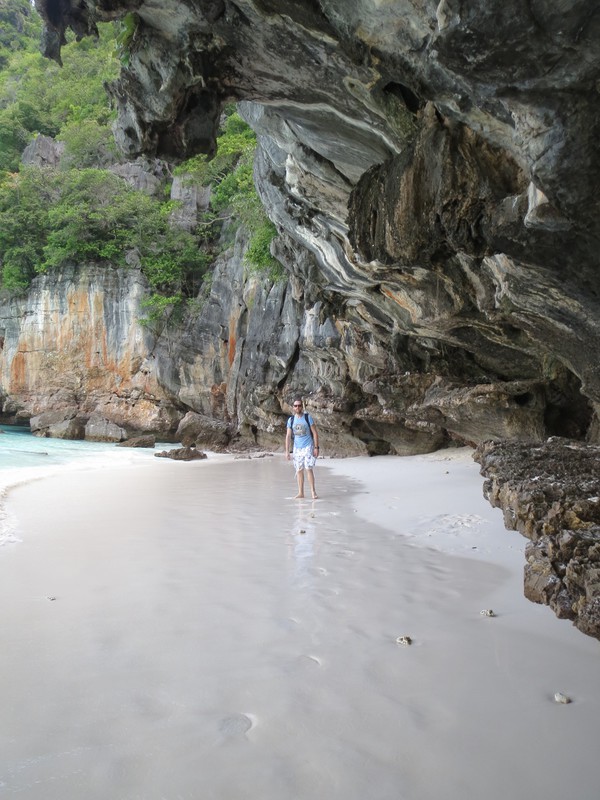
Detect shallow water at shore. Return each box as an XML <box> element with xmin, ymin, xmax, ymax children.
<box><xmin>0</xmin><ymin>454</ymin><xmax>598</xmax><ymax>799</ymax></box>
<box><xmin>0</xmin><ymin>426</ymin><xmax>177</xmax><ymax>546</ymax></box>
<box><xmin>0</xmin><ymin>424</ymin><xmax>133</xmax><ymax>469</ymax></box>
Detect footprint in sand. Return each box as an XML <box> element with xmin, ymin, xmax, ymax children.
<box><xmin>425</xmin><ymin>513</ymin><xmax>487</xmax><ymax>532</ymax></box>
<box><xmin>298</xmin><ymin>654</ymin><xmax>322</xmax><ymax>667</ymax></box>
<box><xmin>283</xmin><ymin>654</ymin><xmax>323</xmax><ymax>675</ymax></box>
<box><xmin>218</xmin><ymin>713</ymin><xmax>255</xmax><ymax>739</ymax></box>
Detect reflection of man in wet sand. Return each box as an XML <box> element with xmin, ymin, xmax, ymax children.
<box><xmin>285</xmin><ymin>398</ymin><xmax>319</xmax><ymax>499</ymax></box>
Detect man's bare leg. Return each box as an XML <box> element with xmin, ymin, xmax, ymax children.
<box><xmin>295</xmin><ymin>468</ymin><xmax>305</xmax><ymax>499</ymax></box>
<box><xmin>306</xmin><ymin>468</ymin><xmax>318</xmax><ymax>499</ymax></box>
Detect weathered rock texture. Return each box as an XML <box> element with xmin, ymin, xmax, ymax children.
<box><xmin>475</xmin><ymin>439</ymin><xmax>600</xmax><ymax>640</ymax></box>
<box><xmin>17</xmin><ymin>0</ymin><xmax>600</xmax><ymax>632</ymax></box>
<box><xmin>21</xmin><ymin>134</ymin><xmax>65</xmax><ymax>167</ymax></box>
<box><xmin>31</xmin><ymin>0</ymin><xmax>600</xmax><ymax>451</ymax></box>
<box><xmin>0</xmin><ymin>263</ymin><xmax>181</xmax><ymax>437</ymax></box>
<box><xmin>155</xmin><ymin>445</ymin><xmax>207</xmax><ymax>461</ymax></box>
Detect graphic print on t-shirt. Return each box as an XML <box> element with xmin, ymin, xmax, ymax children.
<box><xmin>293</xmin><ymin>420</ymin><xmax>308</xmax><ymax>437</ymax></box>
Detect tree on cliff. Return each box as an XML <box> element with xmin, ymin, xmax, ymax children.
<box><xmin>175</xmin><ymin>109</ymin><xmax>282</xmax><ymax>282</ymax></box>
<box><xmin>0</xmin><ymin>0</ymin><xmax>40</xmax><ymax>68</ymax></box>
<box><xmin>0</xmin><ymin>166</ymin><xmax>209</xmax><ymax>304</ymax></box>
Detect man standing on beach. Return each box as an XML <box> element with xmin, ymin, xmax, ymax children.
<box><xmin>286</xmin><ymin>397</ymin><xmax>319</xmax><ymax>499</ymax></box>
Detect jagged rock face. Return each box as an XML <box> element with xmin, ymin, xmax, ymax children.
<box><xmin>0</xmin><ymin>263</ymin><xmax>180</xmax><ymax>434</ymax></box>
<box><xmin>21</xmin><ymin>134</ymin><xmax>65</xmax><ymax>167</ymax></box>
<box><xmin>35</xmin><ymin>0</ymin><xmax>600</xmax><ymax>450</ymax></box>
<box><xmin>108</xmin><ymin>156</ymin><xmax>170</xmax><ymax>195</ymax></box>
<box><xmin>475</xmin><ymin>439</ymin><xmax>600</xmax><ymax>640</ymax></box>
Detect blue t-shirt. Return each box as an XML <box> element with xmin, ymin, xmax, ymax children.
<box><xmin>287</xmin><ymin>413</ymin><xmax>314</xmax><ymax>450</ymax></box>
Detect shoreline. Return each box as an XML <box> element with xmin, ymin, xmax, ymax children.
<box><xmin>0</xmin><ymin>450</ymin><xmax>598</xmax><ymax>799</ymax></box>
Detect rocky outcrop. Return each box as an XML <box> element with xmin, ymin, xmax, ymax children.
<box><xmin>21</xmin><ymin>134</ymin><xmax>65</xmax><ymax>167</ymax></box>
<box><xmin>475</xmin><ymin>439</ymin><xmax>600</xmax><ymax>640</ymax></box>
<box><xmin>84</xmin><ymin>414</ymin><xmax>127</xmax><ymax>442</ymax></box>
<box><xmin>175</xmin><ymin>411</ymin><xmax>234</xmax><ymax>450</ymax></box>
<box><xmin>108</xmin><ymin>157</ymin><xmax>169</xmax><ymax>196</ymax></box>
<box><xmin>0</xmin><ymin>262</ymin><xmax>181</xmax><ymax>437</ymax></box>
<box><xmin>30</xmin><ymin>409</ymin><xmax>86</xmax><ymax>439</ymax></box>
<box><xmin>169</xmin><ymin>177</ymin><xmax>210</xmax><ymax>231</ymax></box>
<box><xmin>117</xmin><ymin>434</ymin><xmax>156</xmax><ymax>447</ymax></box>
<box><xmin>155</xmin><ymin>445</ymin><xmax>207</xmax><ymax>461</ymax></box>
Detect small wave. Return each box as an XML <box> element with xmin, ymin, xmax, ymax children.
<box><xmin>5</xmin><ymin>448</ymin><xmax>49</xmax><ymax>456</ymax></box>
<box><xmin>0</xmin><ymin>444</ymin><xmax>176</xmax><ymax>551</ymax></box>
<box><xmin>0</xmin><ymin>474</ymin><xmax>49</xmax><ymax>547</ymax></box>
<box><xmin>0</xmin><ymin>516</ymin><xmax>21</xmax><ymax>547</ymax></box>
<box><xmin>0</xmin><ymin>486</ymin><xmax>22</xmax><ymax>547</ymax></box>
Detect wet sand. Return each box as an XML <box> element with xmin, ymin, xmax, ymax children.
<box><xmin>0</xmin><ymin>450</ymin><xmax>598</xmax><ymax>799</ymax></box>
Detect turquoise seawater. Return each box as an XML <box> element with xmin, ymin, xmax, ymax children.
<box><xmin>0</xmin><ymin>424</ymin><xmax>176</xmax><ymax>545</ymax></box>
<box><xmin>0</xmin><ymin>424</ymin><xmax>124</xmax><ymax>469</ymax></box>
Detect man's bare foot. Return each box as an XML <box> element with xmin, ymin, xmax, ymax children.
<box><xmin>311</xmin><ymin>493</ymin><xmax>318</xmax><ymax>499</ymax></box>
<box><xmin>294</xmin><ymin>493</ymin><xmax>304</xmax><ymax>499</ymax></box>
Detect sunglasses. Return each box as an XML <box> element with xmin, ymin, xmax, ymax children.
<box><xmin>293</xmin><ymin>403</ymin><xmax>303</xmax><ymax>407</ymax></box>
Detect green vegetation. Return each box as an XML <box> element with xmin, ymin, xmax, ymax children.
<box><xmin>0</xmin><ymin>0</ymin><xmax>41</xmax><ymax>68</ymax></box>
<box><xmin>0</xmin><ymin>167</ymin><xmax>51</xmax><ymax>290</ymax></box>
<box><xmin>244</xmin><ymin>218</ymin><xmax>284</xmax><ymax>282</ymax></box>
<box><xmin>0</xmin><ymin>1</ymin><xmax>285</xmax><ymax>323</ymax></box>
<box><xmin>59</xmin><ymin>118</ymin><xmax>118</xmax><ymax>168</ymax></box>
<box><xmin>0</xmin><ymin>166</ymin><xmax>209</xmax><ymax>304</ymax></box>
<box><xmin>115</xmin><ymin>12</ymin><xmax>140</xmax><ymax>67</ymax></box>
<box><xmin>176</xmin><ymin>109</ymin><xmax>283</xmax><ymax>282</ymax></box>
<box><xmin>175</xmin><ymin>109</ymin><xmax>256</xmax><ymax>189</ymax></box>
<box><xmin>0</xmin><ymin>14</ymin><xmax>119</xmax><ymax>171</ymax></box>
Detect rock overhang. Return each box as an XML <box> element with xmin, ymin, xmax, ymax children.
<box><xmin>26</xmin><ymin>0</ymin><xmax>600</xmax><ymax>638</ymax></box>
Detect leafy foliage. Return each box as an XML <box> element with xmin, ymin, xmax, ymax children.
<box><xmin>0</xmin><ymin>0</ymin><xmax>41</xmax><ymax>68</ymax></box>
<box><xmin>0</xmin><ymin>167</ymin><xmax>208</xmax><ymax>300</ymax></box>
<box><xmin>0</xmin><ymin>167</ymin><xmax>52</xmax><ymax>289</ymax></box>
<box><xmin>173</xmin><ymin>109</ymin><xmax>256</xmax><ymax>187</ymax></box>
<box><xmin>176</xmin><ymin>110</ymin><xmax>283</xmax><ymax>283</ymax></box>
<box><xmin>0</xmin><ymin>13</ymin><xmax>119</xmax><ymax>171</ymax></box>
<box><xmin>243</xmin><ymin>218</ymin><xmax>284</xmax><ymax>281</ymax></box>
<box><xmin>0</xmin><ymin>4</ymin><xmax>286</xmax><ymax>317</ymax></box>
<box><xmin>115</xmin><ymin>12</ymin><xmax>140</xmax><ymax>67</ymax></box>
<box><xmin>58</xmin><ymin>118</ymin><xmax>118</xmax><ymax>168</ymax></box>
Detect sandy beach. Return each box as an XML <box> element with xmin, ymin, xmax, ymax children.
<box><xmin>0</xmin><ymin>448</ymin><xmax>598</xmax><ymax>799</ymax></box>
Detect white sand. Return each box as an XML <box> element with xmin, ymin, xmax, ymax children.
<box><xmin>0</xmin><ymin>449</ymin><xmax>598</xmax><ymax>799</ymax></box>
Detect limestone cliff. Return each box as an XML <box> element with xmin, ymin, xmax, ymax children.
<box><xmin>16</xmin><ymin>0</ymin><xmax>600</xmax><ymax>636</ymax></box>
<box><xmin>32</xmin><ymin>0</ymin><xmax>600</xmax><ymax>451</ymax></box>
<box><xmin>0</xmin><ymin>263</ymin><xmax>179</xmax><ymax>437</ymax></box>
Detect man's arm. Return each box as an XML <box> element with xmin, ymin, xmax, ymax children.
<box><xmin>285</xmin><ymin>425</ymin><xmax>292</xmax><ymax>460</ymax></box>
<box><xmin>310</xmin><ymin>423</ymin><xmax>319</xmax><ymax>456</ymax></box>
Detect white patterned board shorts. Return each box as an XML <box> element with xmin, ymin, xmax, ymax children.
<box><xmin>292</xmin><ymin>445</ymin><xmax>316</xmax><ymax>472</ymax></box>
